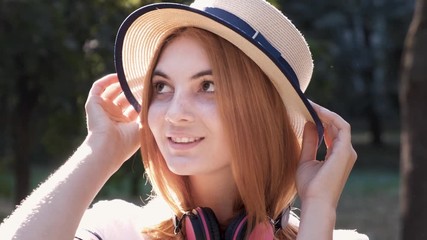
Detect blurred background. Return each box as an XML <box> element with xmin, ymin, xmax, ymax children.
<box><xmin>0</xmin><ymin>0</ymin><xmax>423</xmax><ymax>239</ymax></box>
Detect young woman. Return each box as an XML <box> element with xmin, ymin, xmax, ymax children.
<box><xmin>0</xmin><ymin>0</ymin><xmax>368</xmax><ymax>239</ymax></box>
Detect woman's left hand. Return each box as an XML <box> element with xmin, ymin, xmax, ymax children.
<box><xmin>296</xmin><ymin>102</ymin><xmax>357</xmax><ymax>210</ymax></box>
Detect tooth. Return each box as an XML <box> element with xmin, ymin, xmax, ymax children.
<box><xmin>171</xmin><ymin>137</ymin><xmax>200</xmax><ymax>143</ymax></box>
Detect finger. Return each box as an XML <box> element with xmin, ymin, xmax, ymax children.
<box><xmin>113</xmin><ymin>92</ymin><xmax>130</xmax><ymax>108</ymax></box>
<box><xmin>102</xmin><ymin>82</ymin><xmax>123</xmax><ymax>101</ymax></box>
<box><xmin>124</xmin><ymin>105</ymin><xmax>139</xmax><ymax>121</ymax></box>
<box><xmin>310</xmin><ymin>103</ymin><xmax>356</xmax><ymax>172</ymax></box>
<box><xmin>324</xmin><ymin>123</ymin><xmax>339</xmax><ymax>159</ymax></box>
<box><xmin>113</xmin><ymin>92</ymin><xmax>135</xmax><ymax>120</ymax></box>
<box><xmin>89</xmin><ymin>74</ymin><xmax>119</xmax><ymax>97</ymax></box>
<box><xmin>310</xmin><ymin>101</ymin><xmax>351</xmax><ymax>143</ymax></box>
<box><xmin>100</xmin><ymin>99</ymin><xmax>130</xmax><ymax>122</ymax></box>
<box><xmin>300</xmin><ymin>122</ymin><xmax>319</xmax><ymax>163</ymax></box>
<box><xmin>324</xmin><ymin>122</ymin><xmax>339</xmax><ymax>149</ymax></box>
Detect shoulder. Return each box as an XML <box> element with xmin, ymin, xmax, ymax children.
<box><xmin>289</xmin><ymin>212</ymin><xmax>369</xmax><ymax>240</ymax></box>
<box><xmin>333</xmin><ymin>229</ymin><xmax>369</xmax><ymax>240</ymax></box>
<box><xmin>79</xmin><ymin>199</ymin><xmax>144</xmax><ymax>227</ymax></box>
<box><xmin>77</xmin><ymin>198</ymin><xmax>171</xmax><ymax>240</ymax></box>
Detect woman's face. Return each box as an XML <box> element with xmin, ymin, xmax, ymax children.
<box><xmin>148</xmin><ymin>35</ymin><xmax>232</xmax><ymax>176</ymax></box>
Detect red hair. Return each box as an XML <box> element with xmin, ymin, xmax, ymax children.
<box><xmin>140</xmin><ymin>28</ymin><xmax>300</xmax><ymax>239</ymax></box>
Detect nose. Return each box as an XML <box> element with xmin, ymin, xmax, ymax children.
<box><xmin>165</xmin><ymin>92</ymin><xmax>195</xmax><ymax>125</ymax></box>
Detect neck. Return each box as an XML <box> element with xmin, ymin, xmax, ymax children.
<box><xmin>189</xmin><ymin>167</ymin><xmax>237</xmax><ymax>225</ymax></box>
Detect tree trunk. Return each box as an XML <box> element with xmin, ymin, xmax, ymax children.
<box><xmin>400</xmin><ymin>0</ymin><xmax>427</xmax><ymax>239</ymax></box>
<box><xmin>12</xmin><ymin>71</ymin><xmax>38</xmax><ymax>205</ymax></box>
<box><xmin>13</xmin><ymin>106</ymin><xmax>31</xmax><ymax>205</ymax></box>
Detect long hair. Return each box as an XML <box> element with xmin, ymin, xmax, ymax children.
<box><xmin>139</xmin><ymin>27</ymin><xmax>300</xmax><ymax>239</ymax></box>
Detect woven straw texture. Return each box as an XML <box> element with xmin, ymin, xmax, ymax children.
<box><xmin>118</xmin><ymin>0</ymin><xmax>315</xmax><ymax>142</ymax></box>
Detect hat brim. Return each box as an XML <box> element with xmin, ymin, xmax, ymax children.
<box><xmin>114</xmin><ymin>3</ymin><xmax>323</xmax><ymax>143</ymax></box>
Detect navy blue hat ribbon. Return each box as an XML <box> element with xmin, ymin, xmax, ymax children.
<box><xmin>203</xmin><ymin>7</ymin><xmax>301</xmax><ymax>90</ymax></box>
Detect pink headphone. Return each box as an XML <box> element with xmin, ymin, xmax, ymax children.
<box><xmin>174</xmin><ymin>207</ymin><xmax>290</xmax><ymax>240</ymax></box>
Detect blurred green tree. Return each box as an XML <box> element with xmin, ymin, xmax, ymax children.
<box><xmin>0</xmin><ymin>0</ymin><xmax>414</xmax><ymax>206</ymax></box>
<box><xmin>0</xmin><ymin>0</ymin><xmax>145</xmax><ymax>204</ymax></box>
<box><xmin>278</xmin><ymin>0</ymin><xmax>413</xmax><ymax>145</ymax></box>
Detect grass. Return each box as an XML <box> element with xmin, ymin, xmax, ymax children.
<box><xmin>337</xmin><ymin>169</ymin><xmax>400</xmax><ymax>239</ymax></box>
<box><xmin>336</xmin><ymin>126</ymin><xmax>401</xmax><ymax>239</ymax></box>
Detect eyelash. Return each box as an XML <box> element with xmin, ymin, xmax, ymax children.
<box><xmin>201</xmin><ymin>80</ymin><xmax>215</xmax><ymax>93</ymax></box>
<box><xmin>151</xmin><ymin>80</ymin><xmax>215</xmax><ymax>94</ymax></box>
<box><xmin>152</xmin><ymin>81</ymin><xmax>172</xmax><ymax>94</ymax></box>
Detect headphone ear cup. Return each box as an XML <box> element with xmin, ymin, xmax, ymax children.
<box><xmin>224</xmin><ymin>211</ymin><xmax>247</xmax><ymax>240</ymax></box>
<box><xmin>184</xmin><ymin>207</ymin><xmax>221</xmax><ymax>240</ymax></box>
<box><xmin>247</xmin><ymin>221</ymin><xmax>274</xmax><ymax>240</ymax></box>
<box><xmin>199</xmin><ymin>207</ymin><xmax>222</xmax><ymax>240</ymax></box>
<box><xmin>224</xmin><ymin>211</ymin><xmax>275</xmax><ymax>240</ymax></box>
<box><xmin>184</xmin><ymin>210</ymin><xmax>205</xmax><ymax>240</ymax></box>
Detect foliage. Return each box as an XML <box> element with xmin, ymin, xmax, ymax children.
<box><xmin>0</xmin><ymin>0</ymin><xmax>141</xmax><ymax>164</ymax></box>
<box><xmin>0</xmin><ymin>0</ymin><xmax>415</xmax><ymax>201</ymax></box>
<box><xmin>0</xmin><ymin>0</ymin><xmax>170</xmax><ymax>202</ymax></box>
<box><xmin>278</xmin><ymin>0</ymin><xmax>414</xmax><ymax>119</ymax></box>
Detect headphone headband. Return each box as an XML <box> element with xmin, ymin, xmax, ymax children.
<box><xmin>173</xmin><ymin>206</ymin><xmax>291</xmax><ymax>239</ymax></box>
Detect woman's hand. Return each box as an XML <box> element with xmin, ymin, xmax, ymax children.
<box><xmin>297</xmin><ymin>102</ymin><xmax>356</xmax><ymax>208</ymax></box>
<box><xmin>0</xmin><ymin>74</ymin><xmax>142</xmax><ymax>239</ymax></box>
<box><xmin>85</xmin><ymin>74</ymin><xmax>141</xmax><ymax>168</ymax></box>
<box><xmin>296</xmin><ymin>102</ymin><xmax>357</xmax><ymax>239</ymax></box>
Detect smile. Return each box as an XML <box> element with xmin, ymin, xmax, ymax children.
<box><xmin>169</xmin><ymin>137</ymin><xmax>203</xmax><ymax>143</ymax></box>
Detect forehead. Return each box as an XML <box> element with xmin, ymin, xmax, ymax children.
<box><xmin>154</xmin><ymin>35</ymin><xmax>211</xmax><ymax>75</ymax></box>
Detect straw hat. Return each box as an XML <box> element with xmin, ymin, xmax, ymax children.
<box><xmin>114</xmin><ymin>0</ymin><xmax>323</xmax><ymax>142</ymax></box>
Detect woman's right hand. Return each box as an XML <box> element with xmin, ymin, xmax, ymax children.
<box><xmin>84</xmin><ymin>74</ymin><xmax>141</xmax><ymax>169</ymax></box>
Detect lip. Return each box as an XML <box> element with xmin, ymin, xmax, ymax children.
<box><xmin>166</xmin><ymin>136</ymin><xmax>205</xmax><ymax>152</ymax></box>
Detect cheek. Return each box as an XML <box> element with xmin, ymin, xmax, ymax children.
<box><xmin>202</xmin><ymin>104</ymin><xmax>228</xmax><ymax>142</ymax></box>
<box><xmin>206</xmin><ymin>105</ymin><xmax>231</xmax><ymax>149</ymax></box>
<box><xmin>147</xmin><ymin>104</ymin><xmax>163</xmax><ymax>136</ymax></box>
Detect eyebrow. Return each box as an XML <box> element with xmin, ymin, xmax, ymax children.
<box><xmin>152</xmin><ymin>69</ymin><xmax>213</xmax><ymax>80</ymax></box>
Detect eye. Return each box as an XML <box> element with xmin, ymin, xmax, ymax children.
<box><xmin>153</xmin><ymin>81</ymin><xmax>173</xmax><ymax>94</ymax></box>
<box><xmin>201</xmin><ymin>81</ymin><xmax>215</xmax><ymax>93</ymax></box>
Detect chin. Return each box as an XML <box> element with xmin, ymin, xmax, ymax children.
<box><xmin>164</xmin><ymin>156</ymin><xmax>198</xmax><ymax>176</ymax></box>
